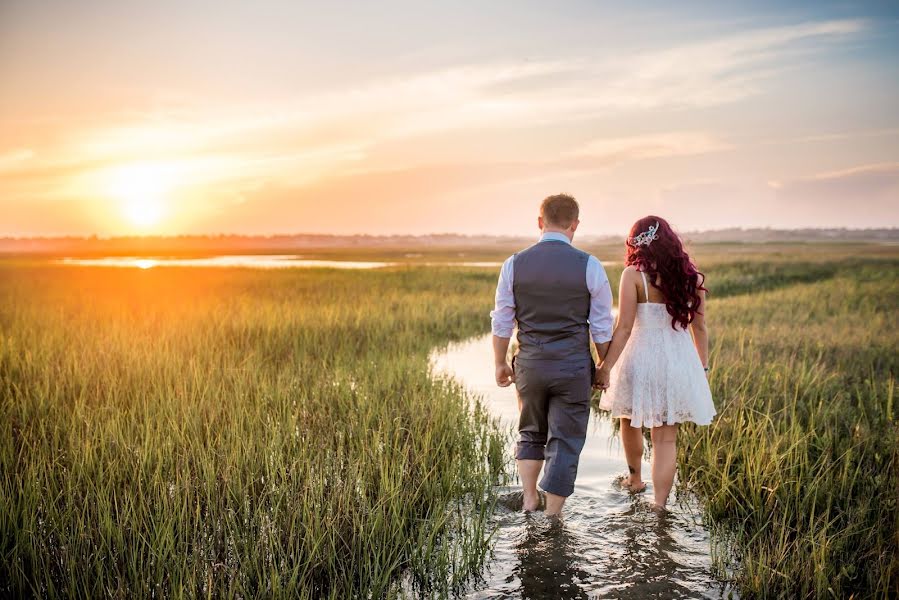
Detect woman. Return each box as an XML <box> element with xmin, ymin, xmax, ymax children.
<box><xmin>596</xmin><ymin>216</ymin><xmax>715</xmax><ymax>510</ymax></box>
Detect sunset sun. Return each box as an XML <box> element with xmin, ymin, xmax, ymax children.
<box><xmin>105</xmin><ymin>162</ymin><xmax>175</xmax><ymax>229</ymax></box>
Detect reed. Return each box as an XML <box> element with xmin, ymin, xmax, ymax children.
<box><xmin>672</xmin><ymin>259</ymin><xmax>899</xmax><ymax>598</ymax></box>
<box><xmin>0</xmin><ymin>265</ymin><xmax>506</xmax><ymax>598</ymax></box>
<box><xmin>1</xmin><ymin>250</ymin><xmax>896</xmax><ymax>598</ymax></box>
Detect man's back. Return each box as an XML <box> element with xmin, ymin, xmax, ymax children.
<box><xmin>513</xmin><ymin>240</ymin><xmax>591</xmax><ymax>361</ymax></box>
<box><xmin>489</xmin><ymin>193</ymin><xmax>613</xmax><ymax>516</ymax></box>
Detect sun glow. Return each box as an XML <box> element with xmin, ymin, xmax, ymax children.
<box><xmin>104</xmin><ymin>162</ymin><xmax>177</xmax><ymax>229</ymax></box>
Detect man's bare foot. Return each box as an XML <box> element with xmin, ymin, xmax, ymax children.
<box><xmin>522</xmin><ymin>491</ymin><xmax>541</xmax><ymax>512</ymax></box>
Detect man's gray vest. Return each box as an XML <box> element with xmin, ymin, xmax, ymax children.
<box><xmin>513</xmin><ymin>240</ymin><xmax>591</xmax><ymax>361</ymax></box>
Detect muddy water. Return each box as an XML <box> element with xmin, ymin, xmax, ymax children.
<box><xmin>429</xmin><ymin>334</ymin><xmax>736</xmax><ymax>599</ymax></box>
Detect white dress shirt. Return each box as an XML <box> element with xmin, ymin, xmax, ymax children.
<box><xmin>490</xmin><ymin>232</ymin><xmax>614</xmax><ymax>343</ymax></box>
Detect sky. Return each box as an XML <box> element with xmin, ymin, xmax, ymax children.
<box><xmin>1</xmin><ymin>0</ymin><xmax>898</xmax><ymax>237</ymax></box>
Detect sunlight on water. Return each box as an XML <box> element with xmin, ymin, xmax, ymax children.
<box><xmin>429</xmin><ymin>333</ymin><xmax>737</xmax><ymax>599</ymax></box>
<box><xmin>58</xmin><ymin>255</ymin><xmax>395</xmax><ymax>269</ymax></box>
<box><xmin>56</xmin><ymin>257</ymin><xmax>619</xmax><ymax>270</ymax></box>
<box><xmin>439</xmin><ymin>261</ymin><xmax>505</xmax><ymax>267</ymax></box>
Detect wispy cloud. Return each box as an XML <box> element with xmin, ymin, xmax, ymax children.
<box><xmin>591</xmin><ymin>19</ymin><xmax>865</xmax><ymax>111</ymax></box>
<box><xmin>768</xmin><ymin>162</ymin><xmax>899</xmax><ymax>226</ymax></box>
<box><xmin>0</xmin><ymin>16</ymin><xmax>880</xmax><ymax>234</ymax></box>
<box><xmin>769</xmin><ymin>162</ymin><xmax>899</xmax><ymax>188</ymax></box>
<box><xmin>4</xmin><ymin>18</ymin><xmax>864</xmax><ymax>176</ymax></box>
<box><xmin>804</xmin><ymin>161</ymin><xmax>899</xmax><ymax>181</ymax></box>
<box><xmin>0</xmin><ymin>149</ymin><xmax>35</xmax><ymax>171</ymax></box>
<box><xmin>568</xmin><ymin>132</ymin><xmax>730</xmax><ymax>163</ymax></box>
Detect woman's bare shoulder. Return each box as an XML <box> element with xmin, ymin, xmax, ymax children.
<box><xmin>620</xmin><ymin>265</ymin><xmax>640</xmax><ymax>279</ymax></box>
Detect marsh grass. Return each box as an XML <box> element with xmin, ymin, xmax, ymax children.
<box><xmin>0</xmin><ymin>266</ymin><xmax>506</xmax><ymax>598</ymax></box>
<box><xmin>1</xmin><ymin>250</ymin><xmax>897</xmax><ymax>598</ymax></box>
<box><xmin>676</xmin><ymin>260</ymin><xmax>899</xmax><ymax>598</ymax></box>
<box><xmin>601</xmin><ymin>257</ymin><xmax>898</xmax><ymax>597</ymax></box>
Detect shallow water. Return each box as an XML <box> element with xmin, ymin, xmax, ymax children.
<box><xmin>429</xmin><ymin>333</ymin><xmax>737</xmax><ymax>599</ymax></box>
<box><xmin>54</xmin><ymin>257</ymin><xmax>617</xmax><ymax>270</ymax></box>
<box><xmin>57</xmin><ymin>255</ymin><xmax>395</xmax><ymax>269</ymax></box>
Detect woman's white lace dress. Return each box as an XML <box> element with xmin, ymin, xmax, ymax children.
<box><xmin>599</xmin><ymin>271</ymin><xmax>716</xmax><ymax>428</ymax></box>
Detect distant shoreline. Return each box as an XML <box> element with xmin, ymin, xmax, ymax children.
<box><xmin>1</xmin><ymin>228</ymin><xmax>896</xmax><ymax>256</ymax></box>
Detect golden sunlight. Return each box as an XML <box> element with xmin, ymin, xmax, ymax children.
<box><xmin>104</xmin><ymin>162</ymin><xmax>175</xmax><ymax>229</ymax></box>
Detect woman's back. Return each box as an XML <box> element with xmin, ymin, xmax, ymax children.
<box><xmin>599</xmin><ymin>266</ymin><xmax>715</xmax><ymax>427</ymax></box>
<box><xmin>596</xmin><ymin>215</ymin><xmax>716</xmax><ymax>509</ymax></box>
<box><xmin>634</xmin><ymin>270</ymin><xmax>688</xmax><ymax>331</ymax></box>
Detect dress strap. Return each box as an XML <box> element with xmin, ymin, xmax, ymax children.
<box><xmin>640</xmin><ymin>270</ymin><xmax>649</xmax><ymax>302</ymax></box>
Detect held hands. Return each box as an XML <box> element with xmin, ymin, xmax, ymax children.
<box><xmin>495</xmin><ymin>362</ymin><xmax>515</xmax><ymax>387</ymax></box>
<box><xmin>594</xmin><ymin>364</ymin><xmax>611</xmax><ymax>391</ymax></box>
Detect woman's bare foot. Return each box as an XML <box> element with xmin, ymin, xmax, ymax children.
<box><xmin>650</xmin><ymin>501</ymin><xmax>668</xmax><ymax>513</ymax></box>
<box><xmin>614</xmin><ymin>474</ymin><xmax>647</xmax><ymax>493</ymax></box>
<box><xmin>522</xmin><ymin>491</ymin><xmax>541</xmax><ymax>512</ymax></box>
<box><xmin>622</xmin><ymin>478</ymin><xmax>647</xmax><ymax>493</ymax></box>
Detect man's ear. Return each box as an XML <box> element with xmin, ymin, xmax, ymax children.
<box><xmin>538</xmin><ymin>215</ymin><xmax>544</xmax><ymax>230</ymax></box>
<box><xmin>570</xmin><ymin>219</ymin><xmax>580</xmax><ymax>233</ymax></box>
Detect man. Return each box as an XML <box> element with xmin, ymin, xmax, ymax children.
<box><xmin>491</xmin><ymin>194</ymin><xmax>614</xmax><ymax>516</ymax></box>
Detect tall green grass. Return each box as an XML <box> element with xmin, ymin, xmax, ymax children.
<box><xmin>0</xmin><ymin>265</ymin><xmax>506</xmax><ymax>598</ymax></box>
<box><xmin>600</xmin><ymin>257</ymin><xmax>898</xmax><ymax>596</ymax></box>
<box><xmin>673</xmin><ymin>260</ymin><xmax>899</xmax><ymax>598</ymax></box>
<box><xmin>1</xmin><ymin>252</ymin><xmax>896</xmax><ymax>598</ymax></box>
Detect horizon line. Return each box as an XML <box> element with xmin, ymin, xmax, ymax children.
<box><xmin>2</xmin><ymin>225</ymin><xmax>898</xmax><ymax>241</ymax></box>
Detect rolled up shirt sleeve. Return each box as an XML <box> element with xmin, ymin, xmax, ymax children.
<box><xmin>489</xmin><ymin>256</ymin><xmax>516</xmax><ymax>338</ymax></box>
<box><xmin>587</xmin><ymin>255</ymin><xmax>614</xmax><ymax>343</ymax></box>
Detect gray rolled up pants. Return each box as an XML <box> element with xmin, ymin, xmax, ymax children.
<box><xmin>513</xmin><ymin>355</ymin><xmax>595</xmax><ymax>497</ymax></box>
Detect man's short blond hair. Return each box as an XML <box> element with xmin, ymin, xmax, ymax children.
<box><xmin>540</xmin><ymin>194</ymin><xmax>579</xmax><ymax>228</ymax></box>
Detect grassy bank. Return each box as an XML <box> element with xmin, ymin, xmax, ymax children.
<box><xmin>0</xmin><ymin>265</ymin><xmax>506</xmax><ymax>598</ymax></box>
<box><xmin>675</xmin><ymin>258</ymin><xmax>899</xmax><ymax>598</ymax></box>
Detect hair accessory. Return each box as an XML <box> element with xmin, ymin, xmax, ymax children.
<box><xmin>630</xmin><ymin>221</ymin><xmax>660</xmax><ymax>247</ymax></box>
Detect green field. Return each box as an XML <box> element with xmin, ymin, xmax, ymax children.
<box><xmin>1</xmin><ymin>245</ymin><xmax>897</xmax><ymax>598</ymax></box>
<box><xmin>659</xmin><ymin>255</ymin><xmax>898</xmax><ymax>598</ymax></box>
<box><xmin>0</xmin><ymin>265</ymin><xmax>507</xmax><ymax>598</ymax></box>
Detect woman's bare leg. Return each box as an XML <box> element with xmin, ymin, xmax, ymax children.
<box><xmin>619</xmin><ymin>418</ymin><xmax>645</xmax><ymax>491</ymax></box>
<box><xmin>650</xmin><ymin>424</ymin><xmax>678</xmax><ymax>508</ymax></box>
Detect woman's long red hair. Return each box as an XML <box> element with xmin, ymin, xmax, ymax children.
<box><xmin>625</xmin><ymin>216</ymin><xmax>707</xmax><ymax>330</ymax></box>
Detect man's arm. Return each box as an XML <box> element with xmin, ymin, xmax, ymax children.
<box><xmin>490</xmin><ymin>256</ymin><xmax>516</xmax><ymax>386</ymax></box>
<box><xmin>493</xmin><ymin>335</ymin><xmax>513</xmax><ymax>386</ymax></box>
<box><xmin>596</xmin><ymin>267</ymin><xmax>639</xmax><ymax>390</ymax></box>
<box><xmin>587</xmin><ymin>255</ymin><xmax>614</xmax><ymax>365</ymax></box>
<box><xmin>593</xmin><ymin>340</ymin><xmax>611</xmax><ymax>362</ymax></box>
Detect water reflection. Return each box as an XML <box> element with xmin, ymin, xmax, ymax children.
<box><xmin>429</xmin><ymin>333</ymin><xmax>737</xmax><ymax>599</ymax></box>
<box><xmin>432</xmin><ymin>261</ymin><xmax>505</xmax><ymax>268</ymax></box>
<box><xmin>56</xmin><ymin>257</ymin><xmax>617</xmax><ymax>270</ymax></box>
<box><xmin>57</xmin><ymin>255</ymin><xmax>394</xmax><ymax>269</ymax></box>
<box><xmin>514</xmin><ymin>516</ymin><xmax>591</xmax><ymax>600</ymax></box>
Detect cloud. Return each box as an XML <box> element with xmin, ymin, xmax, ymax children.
<box><xmin>800</xmin><ymin>161</ymin><xmax>899</xmax><ymax>181</ymax></box>
<box><xmin>771</xmin><ymin>163</ymin><xmax>899</xmax><ymax>226</ymax></box>
<box><xmin>192</xmin><ymin>161</ymin><xmax>545</xmax><ymax>235</ymax></box>
<box><xmin>0</xmin><ymin>17</ymin><xmax>877</xmax><ymax>234</ymax></box>
<box><xmin>4</xmin><ymin>17</ymin><xmax>864</xmax><ymax>180</ymax></box>
<box><xmin>659</xmin><ymin>162</ymin><xmax>899</xmax><ymax>230</ymax></box>
<box><xmin>0</xmin><ymin>148</ymin><xmax>35</xmax><ymax>171</ymax></box>
<box><xmin>659</xmin><ymin>179</ymin><xmax>778</xmax><ymax>229</ymax></box>
<box><xmin>568</xmin><ymin>132</ymin><xmax>730</xmax><ymax>164</ymax></box>
<box><xmin>591</xmin><ymin>19</ymin><xmax>865</xmax><ymax>112</ymax></box>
